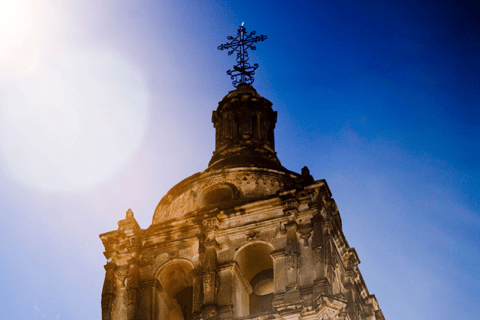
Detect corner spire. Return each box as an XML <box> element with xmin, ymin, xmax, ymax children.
<box><xmin>218</xmin><ymin>24</ymin><xmax>267</xmax><ymax>87</ymax></box>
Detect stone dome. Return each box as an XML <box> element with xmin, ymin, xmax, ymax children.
<box><xmin>152</xmin><ymin>166</ymin><xmax>300</xmax><ymax>224</ymax></box>
<box><xmin>152</xmin><ymin>85</ymin><xmax>302</xmax><ymax>224</ymax></box>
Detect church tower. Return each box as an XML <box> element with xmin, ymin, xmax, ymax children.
<box><xmin>100</xmin><ymin>25</ymin><xmax>386</xmax><ymax>320</ymax></box>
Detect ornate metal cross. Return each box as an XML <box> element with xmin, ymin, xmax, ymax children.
<box><xmin>218</xmin><ymin>23</ymin><xmax>267</xmax><ymax>87</ymax></box>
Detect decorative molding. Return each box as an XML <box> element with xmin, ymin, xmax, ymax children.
<box><xmin>313</xmin><ymin>248</ymin><xmax>322</xmax><ymax>265</ymax></box>
<box><xmin>286</xmin><ymin>254</ymin><xmax>295</xmax><ymax>271</ymax></box>
<box><xmin>115</xmin><ymin>268</ymin><xmax>128</xmax><ymax>288</ymax></box>
<box><xmin>203</xmin><ymin>217</ymin><xmax>219</xmax><ymax>228</ymax></box>
<box><xmin>285</xmin><ymin>198</ymin><xmax>299</xmax><ymax>210</ymax></box>
<box><xmin>204</xmin><ymin>273</ymin><xmax>214</xmax><ymax>290</ymax></box>
<box><xmin>314</xmin><ymin>295</ymin><xmax>348</xmax><ymax>320</ymax></box>
<box><xmin>298</xmin><ymin>226</ymin><xmax>313</xmax><ymax>247</ymax></box>
<box><xmin>246</xmin><ymin>230</ymin><xmax>260</xmax><ymax>241</ymax></box>
<box><xmin>205</xmin><ymin>258</ymin><xmax>214</xmax><ymax>271</ymax></box>
<box><xmin>285</xmin><ymin>283</ymin><xmax>299</xmax><ymax>292</ymax></box>
<box><xmin>270</xmin><ymin>249</ymin><xmax>285</xmax><ymax>260</ymax></box>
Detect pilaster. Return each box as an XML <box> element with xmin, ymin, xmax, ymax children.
<box><xmin>200</xmin><ymin>217</ymin><xmax>221</xmax><ymax>319</ymax></box>
<box><xmin>101</xmin><ymin>262</ymin><xmax>117</xmax><ymax>320</ymax></box>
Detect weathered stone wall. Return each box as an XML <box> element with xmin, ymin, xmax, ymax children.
<box><xmin>100</xmin><ymin>84</ymin><xmax>385</xmax><ymax>320</ymax></box>
<box><xmin>100</xmin><ymin>177</ymin><xmax>385</xmax><ymax>320</ymax></box>
<box><xmin>152</xmin><ymin>167</ymin><xmax>299</xmax><ymax>223</ymax></box>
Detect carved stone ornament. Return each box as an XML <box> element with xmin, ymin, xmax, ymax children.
<box><xmin>204</xmin><ymin>273</ymin><xmax>213</xmax><ymax>290</ymax></box>
<box><xmin>126</xmin><ymin>268</ymin><xmax>138</xmax><ymax>290</ymax></box>
<box><xmin>315</xmin><ymin>295</ymin><xmax>348</xmax><ymax>320</ymax></box>
<box><xmin>313</xmin><ymin>248</ymin><xmax>322</xmax><ymax>264</ymax></box>
<box><xmin>285</xmin><ymin>283</ymin><xmax>299</xmax><ymax>292</ymax></box>
<box><xmin>286</xmin><ymin>254</ymin><xmax>295</xmax><ymax>271</ymax></box>
<box><xmin>102</xmin><ymin>239</ymin><xmax>112</xmax><ymax>252</ymax></box>
<box><xmin>128</xmin><ymin>236</ymin><xmax>138</xmax><ymax>247</ymax></box>
<box><xmin>302</xmin><ymin>233</ymin><xmax>311</xmax><ymax>247</ymax></box>
<box><xmin>246</xmin><ymin>230</ymin><xmax>260</xmax><ymax>241</ymax></box>
<box><xmin>205</xmin><ymin>258</ymin><xmax>214</xmax><ymax>271</ymax></box>
<box><xmin>286</xmin><ymin>239</ymin><xmax>298</xmax><ymax>253</ymax></box>
<box><xmin>168</xmin><ymin>250</ymin><xmax>180</xmax><ymax>259</ymax></box>
<box><xmin>307</xmin><ymin>188</ymin><xmax>321</xmax><ymax>204</ymax></box>
<box><xmin>126</xmin><ymin>288</ymin><xmax>138</xmax><ymax>307</ymax></box>
<box><xmin>126</xmin><ymin>208</ymin><xmax>134</xmax><ymax>219</ymax></box>
<box><xmin>325</xmin><ymin>244</ymin><xmax>331</xmax><ymax>267</ymax></box>
<box><xmin>138</xmin><ymin>255</ymin><xmax>151</xmax><ymax>267</ymax></box>
<box><xmin>285</xmin><ymin>198</ymin><xmax>299</xmax><ymax>209</ymax></box>
<box><xmin>200</xmin><ymin>307</ymin><xmax>218</xmax><ymax>320</ymax></box>
<box><xmin>203</xmin><ymin>217</ymin><xmax>219</xmax><ymax>228</ymax></box>
<box><xmin>332</xmin><ymin>253</ymin><xmax>339</xmax><ymax>268</ymax></box>
<box><xmin>115</xmin><ymin>268</ymin><xmax>128</xmax><ymax>288</ymax></box>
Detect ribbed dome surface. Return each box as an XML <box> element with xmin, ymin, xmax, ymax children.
<box><xmin>208</xmin><ymin>84</ymin><xmax>286</xmax><ymax>171</ymax></box>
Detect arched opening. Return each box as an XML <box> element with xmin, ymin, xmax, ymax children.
<box><xmin>172</xmin><ymin>286</ymin><xmax>193</xmax><ymax>320</ymax></box>
<box><xmin>236</xmin><ymin>242</ymin><xmax>274</xmax><ymax>316</ymax></box>
<box><xmin>157</xmin><ymin>260</ymin><xmax>194</xmax><ymax>320</ymax></box>
<box><xmin>203</xmin><ymin>186</ymin><xmax>234</xmax><ymax>206</ymax></box>
<box><xmin>201</xmin><ymin>183</ymin><xmax>238</xmax><ymax>209</ymax></box>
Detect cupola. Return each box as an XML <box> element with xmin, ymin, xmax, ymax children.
<box><xmin>208</xmin><ymin>83</ymin><xmax>285</xmax><ymax>171</ymax></box>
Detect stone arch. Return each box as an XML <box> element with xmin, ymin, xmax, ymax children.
<box><xmin>155</xmin><ymin>259</ymin><xmax>195</xmax><ymax>320</ymax></box>
<box><xmin>201</xmin><ymin>183</ymin><xmax>239</xmax><ymax>207</ymax></box>
<box><xmin>234</xmin><ymin>241</ymin><xmax>275</xmax><ymax>316</ymax></box>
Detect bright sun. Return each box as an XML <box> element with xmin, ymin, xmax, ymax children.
<box><xmin>0</xmin><ymin>48</ymin><xmax>149</xmax><ymax>192</ymax></box>
<box><xmin>0</xmin><ymin>0</ymin><xmax>40</xmax><ymax>78</ymax></box>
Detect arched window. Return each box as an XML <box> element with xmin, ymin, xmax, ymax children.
<box><xmin>235</xmin><ymin>242</ymin><xmax>274</xmax><ymax>316</ymax></box>
<box><xmin>157</xmin><ymin>260</ymin><xmax>194</xmax><ymax>320</ymax></box>
<box><xmin>201</xmin><ymin>184</ymin><xmax>238</xmax><ymax>207</ymax></box>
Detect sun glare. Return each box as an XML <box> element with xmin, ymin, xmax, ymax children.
<box><xmin>0</xmin><ymin>0</ymin><xmax>40</xmax><ymax>79</ymax></box>
<box><xmin>0</xmin><ymin>48</ymin><xmax>149</xmax><ymax>192</ymax></box>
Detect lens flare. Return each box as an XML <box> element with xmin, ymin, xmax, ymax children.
<box><xmin>0</xmin><ymin>0</ymin><xmax>40</xmax><ymax>78</ymax></box>
<box><xmin>0</xmin><ymin>48</ymin><xmax>149</xmax><ymax>192</ymax></box>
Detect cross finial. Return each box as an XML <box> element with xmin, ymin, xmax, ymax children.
<box><xmin>218</xmin><ymin>24</ymin><xmax>267</xmax><ymax>87</ymax></box>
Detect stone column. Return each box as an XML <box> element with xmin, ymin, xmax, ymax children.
<box><xmin>270</xmin><ymin>250</ymin><xmax>286</xmax><ymax>295</ymax></box>
<box><xmin>203</xmin><ymin>249</ymin><xmax>217</xmax><ymax>305</ymax></box>
<box><xmin>101</xmin><ymin>262</ymin><xmax>116</xmax><ymax>320</ymax></box>
<box><xmin>342</xmin><ymin>249</ymin><xmax>359</xmax><ymax>320</ymax></box>
<box><xmin>201</xmin><ymin>217</ymin><xmax>220</xmax><ymax>319</ymax></box>
<box><xmin>118</xmin><ymin>209</ymin><xmax>142</xmax><ymax>320</ymax></box>
<box><xmin>284</xmin><ymin>222</ymin><xmax>301</xmax><ymax>305</ymax></box>
<box><xmin>285</xmin><ymin>223</ymin><xmax>299</xmax><ymax>291</ymax></box>
<box><xmin>125</xmin><ymin>260</ymin><xmax>140</xmax><ymax>320</ymax></box>
<box><xmin>191</xmin><ymin>269</ymin><xmax>203</xmax><ymax>314</ymax></box>
<box><xmin>311</xmin><ymin>213</ymin><xmax>330</xmax><ymax>296</ymax></box>
<box><xmin>138</xmin><ymin>279</ymin><xmax>160</xmax><ymax>320</ymax></box>
<box><xmin>216</xmin><ymin>262</ymin><xmax>249</xmax><ymax>318</ymax></box>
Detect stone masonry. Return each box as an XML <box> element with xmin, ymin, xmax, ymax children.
<box><xmin>100</xmin><ymin>84</ymin><xmax>386</xmax><ymax>320</ymax></box>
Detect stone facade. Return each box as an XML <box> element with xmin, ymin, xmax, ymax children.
<box><xmin>100</xmin><ymin>84</ymin><xmax>386</xmax><ymax>320</ymax></box>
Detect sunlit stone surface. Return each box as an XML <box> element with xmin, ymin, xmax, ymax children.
<box><xmin>100</xmin><ymin>85</ymin><xmax>385</xmax><ymax>320</ymax></box>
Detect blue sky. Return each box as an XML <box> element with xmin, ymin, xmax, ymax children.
<box><xmin>0</xmin><ymin>0</ymin><xmax>479</xmax><ymax>319</ymax></box>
